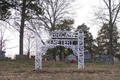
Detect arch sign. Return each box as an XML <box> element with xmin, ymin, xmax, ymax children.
<box><xmin>35</xmin><ymin>30</ymin><xmax>84</xmax><ymax>69</ymax></box>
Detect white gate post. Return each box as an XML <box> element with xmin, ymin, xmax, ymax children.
<box><xmin>78</xmin><ymin>31</ymin><xmax>80</xmax><ymax>69</ymax></box>
<box><xmin>39</xmin><ymin>39</ymin><xmax>42</xmax><ymax>69</ymax></box>
<box><xmin>77</xmin><ymin>30</ymin><xmax>84</xmax><ymax>69</ymax></box>
<box><xmin>35</xmin><ymin>32</ymin><xmax>42</xmax><ymax>69</ymax></box>
<box><xmin>35</xmin><ymin>32</ymin><xmax>38</xmax><ymax>69</ymax></box>
<box><xmin>82</xmin><ymin>31</ymin><xmax>84</xmax><ymax>69</ymax></box>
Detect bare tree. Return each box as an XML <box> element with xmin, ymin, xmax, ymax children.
<box><xmin>28</xmin><ymin>0</ymin><xmax>76</xmax><ymax>30</ymax></box>
<box><xmin>26</xmin><ymin>0</ymin><xmax>77</xmax><ymax>45</ymax></box>
<box><xmin>0</xmin><ymin>0</ymin><xmax>42</xmax><ymax>56</ymax></box>
<box><xmin>0</xmin><ymin>22</ymin><xmax>9</xmax><ymax>51</ymax></box>
<box><xmin>94</xmin><ymin>0</ymin><xmax>120</xmax><ymax>55</ymax></box>
<box><xmin>0</xmin><ymin>30</ymin><xmax>6</xmax><ymax>51</ymax></box>
<box><xmin>24</xmin><ymin>30</ymin><xmax>35</xmax><ymax>59</ymax></box>
<box><xmin>2</xmin><ymin>0</ymin><xmax>43</xmax><ymax>55</ymax></box>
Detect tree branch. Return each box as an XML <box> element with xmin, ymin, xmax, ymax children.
<box><xmin>103</xmin><ymin>0</ymin><xmax>109</xmax><ymax>9</ymax></box>
<box><xmin>113</xmin><ymin>2</ymin><xmax>120</xmax><ymax>24</ymax></box>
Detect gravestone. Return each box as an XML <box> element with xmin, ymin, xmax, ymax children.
<box><xmin>66</xmin><ymin>54</ymin><xmax>77</xmax><ymax>63</ymax></box>
<box><xmin>16</xmin><ymin>55</ymin><xmax>28</xmax><ymax>60</ymax></box>
<box><xmin>0</xmin><ymin>51</ymin><xmax>6</xmax><ymax>59</ymax></box>
<box><xmin>98</xmin><ymin>54</ymin><xmax>114</xmax><ymax>64</ymax></box>
<box><xmin>46</xmin><ymin>55</ymin><xmax>53</xmax><ymax>61</ymax></box>
<box><xmin>84</xmin><ymin>53</ymin><xmax>93</xmax><ymax>62</ymax></box>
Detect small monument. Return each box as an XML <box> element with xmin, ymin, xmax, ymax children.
<box><xmin>84</xmin><ymin>50</ymin><xmax>93</xmax><ymax>62</ymax></box>
<box><xmin>16</xmin><ymin>55</ymin><xmax>28</xmax><ymax>60</ymax></box>
<box><xmin>66</xmin><ymin>54</ymin><xmax>77</xmax><ymax>63</ymax></box>
<box><xmin>98</xmin><ymin>54</ymin><xmax>114</xmax><ymax>64</ymax></box>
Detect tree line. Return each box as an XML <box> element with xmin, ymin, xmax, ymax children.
<box><xmin>0</xmin><ymin>0</ymin><xmax>120</xmax><ymax>60</ymax></box>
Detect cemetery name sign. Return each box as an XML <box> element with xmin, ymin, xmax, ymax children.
<box><xmin>35</xmin><ymin>30</ymin><xmax>84</xmax><ymax>69</ymax></box>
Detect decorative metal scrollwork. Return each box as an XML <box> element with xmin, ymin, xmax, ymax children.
<box><xmin>35</xmin><ymin>30</ymin><xmax>84</xmax><ymax>69</ymax></box>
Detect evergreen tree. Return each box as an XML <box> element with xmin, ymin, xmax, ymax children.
<box><xmin>94</xmin><ymin>0</ymin><xmax>120</xmax><ymax>55</ymax></box>
<box><xmin>51</xmin><ymin>18</ymin><xmax>74</xmax><ymax>31</ymax></box>
<box><xmin>0</xmin><ymin>0</ymin><xmax>15</xmax><ymax>20</ymax></box>
<box><xmin>96</xmin><ymin>23</ymin><xmax>120</xmax><ymax>55</ymax></box>
<box><xmin>76</xmin><ymin>23</ymin><xmax>94</xmax><ymax>53</ymax></box>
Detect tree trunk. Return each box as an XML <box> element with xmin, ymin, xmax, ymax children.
<box><xmin>19</xmin><ymin>0</ymin><xmax>26</xmax><ymax>55</ymax></box>
<box><xmin>27</xmin><ymin>51</ymin><xmax>30</xmax><ymax>59</ymax></box>
<box><xmin>109</xmin><ymin>0</ymin><xmax>113</xmax><ymax>55</ymax></box>
<box><xmin>109</xmin><ymin>23</ymin><xmax>113</xmax><ymax>55</ymax></box>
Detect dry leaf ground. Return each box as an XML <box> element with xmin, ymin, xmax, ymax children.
<box><xmin>0</xmin><ymin>59</ymin><xmax>120</xmax><ymax>80</ymax></box>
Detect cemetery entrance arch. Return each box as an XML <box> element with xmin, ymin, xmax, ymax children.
<box><xmin>35</xmin><ymin>30</ymin><xmax>84</xmax><ymax>69</ymax></box>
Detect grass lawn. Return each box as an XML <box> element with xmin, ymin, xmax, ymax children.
<box><xmin>0</xmin><ymin>59</ymin><xmax>120</xmax><ymax>80</ymax></box>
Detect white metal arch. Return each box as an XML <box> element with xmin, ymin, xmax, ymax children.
<box><xmin>35</xmin><ymin>30</ymin><xmax>84</xmax><ymax>69</ymax></box>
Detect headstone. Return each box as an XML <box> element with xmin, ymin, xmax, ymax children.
<box><xmin>66</xmin><ymin>54</ymin><xmax>77</xmax><ymax>63</ymax></box>
<box><xmin>84</xmin><ymin>53</ymin><xmax>93</xmax><ymax>62</ymax></box>
<box><xmin>0</xmin><ymin>51</ymin><xmax>5</xmax><ymax>59</ymax></box>
<box><xmin>98</xmin><ymin>54</ymin><xmax>114</xmax><ymax>64</ymax></box>
<box><xmin>16</xmin><ymin>55</ymin><xmax>28</xmax><ymax>60</ymax></box>
<box><xmin>46</xmin><ymin>55</ymin><xmax>53</xmax><ymax>61</ymax></box>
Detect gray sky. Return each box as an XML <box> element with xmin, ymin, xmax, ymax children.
<box><xmin>74</xmin><ymin>0</ymin><xmax>101</xmax><ymax>38</ymax></box>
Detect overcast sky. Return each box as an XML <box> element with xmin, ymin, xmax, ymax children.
<box><xmin>74</xmin><ymin>0</ymin><xmax>102</xmax><ymax>38</ymax></box>
<box><xmin>4</xmin><ymin>0</ymin><xmax>102</xmax><ymax>59</ymax></box>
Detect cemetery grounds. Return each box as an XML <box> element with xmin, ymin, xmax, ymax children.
<box><xmin>0</xmin><ymin>59</ymin><xmax>120</xmax><ymax>80</ymax></box>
